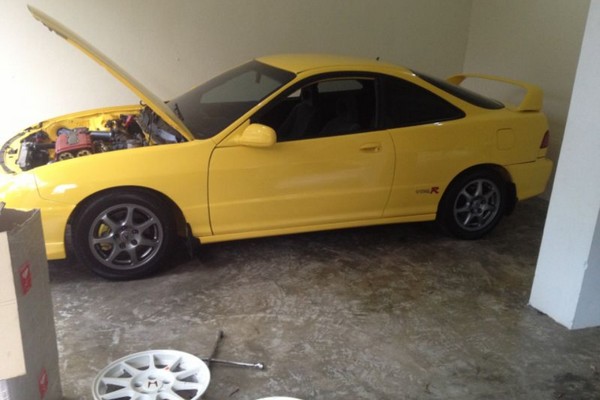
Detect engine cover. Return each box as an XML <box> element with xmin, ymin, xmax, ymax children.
<box><xmin>55</xmin><ymin>128</ymin><xmax>93</xmax><ymax>160</ymax></box>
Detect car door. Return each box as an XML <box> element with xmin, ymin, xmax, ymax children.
<box><xmin>208</xmin><ymin>76</ymin><xmax>395</xmax><ymax>235</ymax></box>
<box><xmin>377</xmin><ymin>75</ymin><xmax>470</xmax><ymax>218</ymax></box>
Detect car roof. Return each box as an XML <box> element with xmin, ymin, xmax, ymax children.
<box><xmin>256</xmin><ymin>54</ymin><xmax>410</xmax><ymax>74</ymax></box>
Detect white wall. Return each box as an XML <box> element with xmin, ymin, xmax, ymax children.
<box><xmin>463</xmin><ymin>0</ymin><xmax>591</xmax><ymax>197</ymax></box>
<box><xmin>0</xmin><ymin>0</ymin><xmax>473</xmax><ymax>138</ymax></box>
<box><xmin>530</xmin><ymin>0</ymin><xmax>600</xmax><ymax>329</ymax></box>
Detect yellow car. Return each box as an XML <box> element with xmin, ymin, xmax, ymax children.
<box><xmin>0</xmin><ymin>7</ymin><xmax>552</xmax><ymax>280</ymax></box>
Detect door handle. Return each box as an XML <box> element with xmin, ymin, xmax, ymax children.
<box><xmin>360</xmin><ymin>143</ymin><xmax>382</xmax><ymax>153</ymax></box>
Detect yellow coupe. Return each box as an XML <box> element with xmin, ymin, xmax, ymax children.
<box><xmin>0</xmin><ymin>7</ymin><xmax>552</xmax><ymax>279</ymax></box>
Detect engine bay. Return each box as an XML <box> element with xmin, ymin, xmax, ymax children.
<box><xmin>13</xmin><ymin>106</ymin><xmax>183</xmax><ymax>171</ymax></box>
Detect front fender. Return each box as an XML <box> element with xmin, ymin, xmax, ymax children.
<box><xmin>33</xmin><ymin>139</ymin><xmax>214</xmax><ymax>239</ymax></box>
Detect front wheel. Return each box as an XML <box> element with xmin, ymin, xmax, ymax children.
<box><xmin>437</xmin><ymin>170</ymin><xmax>507</xmax><ymax>239</ymax></box>
<box><xmin>72</xmin><ymin>190</ymin><xmax>175</xmax><ymax>280</ymax></box>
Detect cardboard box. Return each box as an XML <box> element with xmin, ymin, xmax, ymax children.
<box><xmin>0</xmin><ymin>208</ymin><xmax>62</xmax><ymax>400</ymax></box>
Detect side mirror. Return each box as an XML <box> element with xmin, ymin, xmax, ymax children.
<box><xmin>237</xmin><ymin>123</ymin><xmax>276</xmax><ymax>148</ymax></box>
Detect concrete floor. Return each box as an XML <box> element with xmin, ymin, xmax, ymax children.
<box><xmin>49</xmin><ymin>198</ymin><xmax>600</xmax><ymax>400</ymax></box>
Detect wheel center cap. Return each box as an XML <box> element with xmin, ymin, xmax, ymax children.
<box><xmin>470</xmin><ymin>198</ymin><xmax>485</xmax><ymax>215</ymax></box>
<box><xmin>119</xmin><ymin>229</ymin><xmax>131</xmax><ymax>241</ymax></box>
<box><xmin>118</xmin><ymin>227</ymin><xmax>140</xmax><ymax>243</ymax></box>
<box><xmin>134</xmin><ymin>375</ymin><xmax>165</xmax><ymax>394</ymax></box>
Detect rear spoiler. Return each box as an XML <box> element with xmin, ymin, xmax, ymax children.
<box><xmin>447</xmin><ymin>73</ymin><xmax>543</xmax><ymax>112</ymax></box>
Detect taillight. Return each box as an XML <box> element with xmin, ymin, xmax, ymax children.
<box><xmin>540</xmin><ymin>130</ymin><xmax>550</xmax><ymax>149</ymax></box>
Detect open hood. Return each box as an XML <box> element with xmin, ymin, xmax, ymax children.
<box><xmin>28</xmin><ymin>5</ymin><xmax>194</xmax><ymax>141</ymax></box>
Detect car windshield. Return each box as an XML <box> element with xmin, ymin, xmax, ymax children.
<box><xmin>169</xmin><ymin>60</ymin><xmax>295</xmax><ymax>139</ymax></box>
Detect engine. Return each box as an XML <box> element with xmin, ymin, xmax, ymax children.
<box><xmin>17</xmin><ymin>115</ymin><xmax>147</xmax><ymax>171</ymax></box>
<box><xmin>55</xmin><ymin>128</ymin><xmax>94</xmax><ymax>160</ymax></box>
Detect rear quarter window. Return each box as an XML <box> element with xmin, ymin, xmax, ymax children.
<box><xmin>380</xmin><ymin>76</ymin><xmax>465</xmax><ymax>129</ymax></box>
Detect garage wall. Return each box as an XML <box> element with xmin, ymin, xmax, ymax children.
<box><xmin>463</xmin><ymin>0</ymin><xmax>591</xmax><ymax>197</ymax></box>
<box><xmin>0</xmin><ymin>0</ymin><xmax>473</xmax><ymax>138</ymax></box>
<box><xmin>531</xmin><ymin>1</ymin><xmax>600</xmax><ymax>329</ymax></box>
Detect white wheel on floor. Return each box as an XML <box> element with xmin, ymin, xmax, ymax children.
<box><xmin>255</xmin><ymin>397</ymin><xmax>304</xmax><ymax>400</ymax></box>
<box><xmin>92</xmin><ymin>349</ymin><xmax>210</xmax><ymax>400</ymax></box>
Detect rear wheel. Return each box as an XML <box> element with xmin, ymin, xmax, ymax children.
<box><xmin>437</xmin><ymin>169</ymin><xmax>507</xmax><ymax>239</ymax></box>
<box><xmin>73</xmin><ymin>190</ymin><xmax>175</xmax><ymax>280</ymax></box>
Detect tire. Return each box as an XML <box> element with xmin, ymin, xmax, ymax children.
<box><xmin>72</xmin><ymin>190</ymin><xmax>175</xmax><ymax>280</ymax></box>
<box><xmin>437</xmin><ymin>169</ymin><xmax>507</xmax><ymax>239</ymax></box>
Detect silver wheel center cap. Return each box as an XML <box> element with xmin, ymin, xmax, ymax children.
<box><xmin>134</xmin><ymin>375</ymin><xmax>164</xmax><ymax>394</ymax></box>
<box><xmin>470</xmin><ymin>198</ymin><xmax>485</xmax><ymax>215</ymax></box>
<box><xmin>119</xmin><ymin>230</ymin><xmax>131</xmax><ymax>241</ymax></box>
<box><xmin>118</xmin><ymin>228</ymin><xmax>139</xmax><ymax>246</ymax></box>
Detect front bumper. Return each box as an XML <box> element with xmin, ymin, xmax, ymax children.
<box><xmin>0</xmin><ymin>171</ymin><xmax>71</xmax><ymax>259</ymax></box>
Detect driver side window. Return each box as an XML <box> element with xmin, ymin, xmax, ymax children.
<box><xmin>255</xmin><ymin>77</ymin><xmax>376</xmax><ymax>142</ymax></box>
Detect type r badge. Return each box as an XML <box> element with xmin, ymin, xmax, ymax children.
<box><xmin>416</xmin><ymin>186</ymin><xmax>440</xmax><ymax>195</ymax></box>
